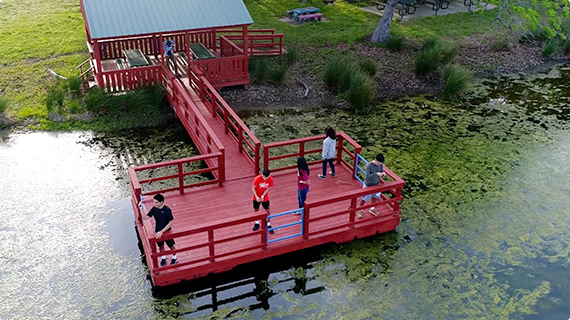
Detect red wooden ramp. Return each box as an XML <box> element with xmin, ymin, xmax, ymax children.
<box><xmin>129</xmin><ymin>70</ymin><xmax>405</xmax><ymax>287</ymax></box>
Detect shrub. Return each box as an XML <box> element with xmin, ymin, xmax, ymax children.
<box><xmin>84</xmin><ymin>87</ymin><xmax>111</xmax><ymax>114</ymax></box>
<box><xmin>46</xmin><ymin>85</ymin><xmax>65</xmax><ymax>112</ymax></box>
<box><xmin>125</xmin><ymin>90</ymin><xmax>151</xmax><ymax>114</ymax></box>
<box><xmin>441</xmin><ymin>63</ymin><xmax>472</xmax><ymax>99</ymax></box>
<box><xmin>284</xmin><ymin>46</ymin><xmax>299</xmax><ymax>66</ymax></box>
<box><xmin>346</xmin><ymin>70</ymin><xmax>373</xmax><ymax>113</ymax></box>
<box><xmin>0</xmin><ymin>97</ymin><xmax>8</xmax><ymax>113</ymax></box>
<box><xmin>385</xmin><ymin>33</ymin><xmax>408</xmax><ymax>51</ymax></box>
<box><xmin>249</xmin><ymin>57</ymin><xmax>271</xmax><ymax>84</ymax></box>
<box><xmin>269</xmin><ymin>64</ymin><xmax>288</xmax><ymax>84</ymax></box>
<box><xmin>65</xmin><ymin>78</ymin><xmax>83</xmax><ymax>99</ymax></box>
<box><xmin>358</xmin><ymin>58</ymin><xmax>377</xmax><ymax>78</ymax></box>
<box><xmin>542</xmin><ymin>39</ymin><xmax>558</xmax><ymax>57</ymax></box>
<box><xmin>415</xmin><ymin>38</ymin><xmax>458</xmax><ymax>77</ymax></box>
<box><xmin>490</xmin><ymin>37</ymin><xmax>510</xmax><ymax>51</ymax></box>
<box><xmin>562</xmin><ymin>38</ymin><xmax>570</xmax><ymax>55</ymax></box>
<box><xmin>338</xmin><ymin>66</ymin><xmax>357</xmax><ymax>94</ymax></box>
<box><xmin>323</xmin><ymin>55</ymin><xmax>351</xmax><ymax>90</ymax></box>
<box><xmin>67</xmin><ymin>100</ymin><xmax>83</xmax><ymax>114</ymax></box>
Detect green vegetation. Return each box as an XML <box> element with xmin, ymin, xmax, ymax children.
<box><xmin>0</xmin><ymin>97</ymin><xmax>8</xmax><ymax>114</ymax></box>
<box><xmin>490</xmin><ymin>36</ymin><xmax>510</xmax><ymax>51</ymax></box>
<box><xmin>441</xmin><ymin>63</ymin><xmax>473</xmax><ymax>99</ymax></box>
<box><xmin>415</xmin><ymin>37</ymin><xmax>458</xmax><ymax>77</ymax></box>
<box><xmin>384</xmin><ymin>33</ymin><xmax>409</xmax><ymax>51</ymax></box>
<box><xmin>323</xmin><ymin>54</ymin><xmax>375</xmax><ymax>112</ymax></box>
<box><xmin>541</xmin><ymin>38</ymin><xmax>558</xmax><ymax>57</ymax></box>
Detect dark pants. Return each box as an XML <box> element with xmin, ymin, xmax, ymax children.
<box><xmin>322</xmin><ymin>158</ymin><xmax>335</xmax><ymax>176</ymax></box>
<box><xmin>298</xmin><ymin>187</ymin><xmax>309</xmax><ymax>208</ymax></box>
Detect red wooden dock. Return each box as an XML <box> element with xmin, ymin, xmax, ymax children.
<box><xmin>129</xmin><ymin>67</ymin><xmax>405</xmax><ymax>287</ymax></box>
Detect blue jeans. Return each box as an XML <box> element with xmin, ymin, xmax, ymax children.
<box><xmin>298</xmin><ymin>187</ymin><xmax>309</xmax><ymax>208</ymax></box>
<box><xmin>322</xmin><ymin>158</ymin><xmax>335</xmax><ymax>176</ymax></box>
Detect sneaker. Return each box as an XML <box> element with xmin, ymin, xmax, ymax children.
<box><xmin>318</xmin><ymin>174</ymin><xmax>326</xmax><ymax>180</ymax></box>
<box><xmin>329</xmin><ymin>171</ymin><xmax>336</xmax><ymax>177</ymax></box>
<box><xmin>160</xmin><ymin>258</ymin><xmax>167</xmax><ymax>267</ymax></box>
<box><xmin>171</xmin><ymin>257</ymin><xmax>178</xmax><ymax>265</ymax></box>
<box><xmin>253</xmin><ymin>222</ymin><xmax>260</xmax><ymax>231</ymax></box>
<box><xmin>268</xmin><ymin>224</ymin><xmax>275</xmax><ymax>234</ymax></box>
<box><xmin>369</xmin><ymin>208</ymin><xmax>380</xmax><ymax>216</ymax></box>
<box><xmin>357</xmin><ymin>210</ymin><xmax>363</xmax><ymax>219</ymax></box>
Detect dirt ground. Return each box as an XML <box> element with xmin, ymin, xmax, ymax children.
<box><xmin>220</xmin><ymin>35</ymin><xmax>566</xmax><ymax>112</ymax></box>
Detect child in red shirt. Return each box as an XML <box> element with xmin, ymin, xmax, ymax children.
<box><xmin>252</xmin><ymin>169</ymin><xmax>274</xmax><ymax>233</ymax></box>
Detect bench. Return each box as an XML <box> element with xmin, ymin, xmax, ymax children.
<box><xmin>286</xmin><ymin>10</ymin><xmax>294</xmax><ymax>19</ymax></box>
<box><xmin>323</xmin><ymin>0</ymin><xmax>335</xmax><ymax>4</ymax></box>
<box><xmin>424</xmin><ymin>0</ymin><xmax>449</xmax><ymax>10</ymax></box>
<box><xmin>375</xmin><ymin>1</ymin><xmax>408</xmax><ymax>16</ymax></box>
<box><xmin>298</xmin><ymin>13</ymin><xmax>324</xmax><ymax>23</ymax></box>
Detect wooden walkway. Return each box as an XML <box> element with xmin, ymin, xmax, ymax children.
<box><xmin>130</xmin><ymin>67</ymin><xmax>405</xmax><ymax>287</ymax></box>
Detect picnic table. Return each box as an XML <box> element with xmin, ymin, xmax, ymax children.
<box><xmin>123</xmin><ymin>49</ymin><xmax>150</xmax><ymax>67</ymax></box>
<box><xmin>189</xmin><ymin>43</ymin><xmax>215</xmax><ymax>60</ymax></box>
<box><xmin>289</xmin><ymin>7</ymin><xmax>321</xmax><ymax>21</ymax></box>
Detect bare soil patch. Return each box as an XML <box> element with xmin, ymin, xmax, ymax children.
<box><xmin>220</xmin><ymin>36</ymin><xmax>568</xmax><ymax>112</ymax></box>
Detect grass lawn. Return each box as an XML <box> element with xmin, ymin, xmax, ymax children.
<box><xmin>0</xmin><ymin>0</ymin><xmax>503</xmax><ymax>128</ymax></box>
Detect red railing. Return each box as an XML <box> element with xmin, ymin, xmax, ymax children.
<box><xmin>224</xmin><ymin>29</ymin><xmax>283</xmax><ymax>56</ymax></box>
<box><xmin>99</xmin><ymin>65</ymin><xmax>162</xmax><ymax>92</ymax></box>
<box><xmin>303</xmin><ymin>170</ymin><xmax>405</xmax><ymax>239</ymax></box>
<box><xmin>220</xmin><ymin>35</ymin><xmax>245</xmax><ymax>57</ymax></box>
<box><xmin>143</xmin><ymin>211</ymin><xmax>271</xmax><ymax>272</ymax></box>
<box><xmin>161</xmin><ymin>68</ymin><xmax>226</xmax><ymax>181</ymax></box>
<box><xmin>199</xmin><ymin>75</ymin><xmax>260</xmax><ymax>172</ymax></box>
<box><xmin>99</xmin><ymin>36</ymin><xmax>159</xmax><ymax>60</ymax></box>
<box><xmin>263</xmin><ymin>132</ymin><xmax>363</xmax><ymax>175</ymax></box>
<box><xmin>191</xmin><ymin>55</ymin><xmax>249</xmax><ymax>87</ymax></box>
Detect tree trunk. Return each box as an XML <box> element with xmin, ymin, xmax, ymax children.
<box><xmin>371</xmin><ymin>0</ymin><xmax>399</xmax><ymax>43</ymax></box>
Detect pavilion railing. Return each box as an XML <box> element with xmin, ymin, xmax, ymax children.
<box><xmin>99</xmin><ymin>65</ymin><xmax>162</xmax><ymax>92</ymax></box>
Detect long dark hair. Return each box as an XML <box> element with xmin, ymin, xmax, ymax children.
<box><xmin>297</xmin><ymin>157</ymin><xmax>309</xmax><ymax>175</ymax></box>
<box><xmin>326</xmin><ymin>127</ymin><xmax>336</xmax><ymax>139</ymax></box>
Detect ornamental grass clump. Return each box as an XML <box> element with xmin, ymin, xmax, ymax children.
<box><xmin>385</xmin><ymin>33</ymin><xmax>408</xmax><ymax>51</ymax></box>
<box><xmin>249</xmin><ymin>56</ymin><xmax>288</xmax><ymax>85</ymax></box>
<box><xmin>441</xmin><ymin>63</ymin><xmax>472</xmax><ymax>100</ymax></box>
<box><xmin>323</xmin><ymin>55</ymin><xmax>351</xmax><ymax>91</ymax></box>
<box><xmin>415</xmin><ymin>37</ymin><xmax>458</xmax><ymax>77</ymax></box>
<box><xmin>345</xmin><ymin>70</ymin><xmax>374</xmax><ymax>113</ymax></box>
<box><xmin>0</xmin><ymin>97</ymin><xmax>8</xmax><ymax>113</ymax></box>
<box><xmin>541</xmin><ymin>39</ymin><xmax>558</xmax><ymax>57</ymax></box>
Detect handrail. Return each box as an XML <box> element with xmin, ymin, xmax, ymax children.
<box><xmin>130</xmin><ymin>153</ymin><xmax>223</xmax><ymax>196</ymax></box>
<box><xmin>263</xmin><ymin>131</ymin><xmax>362</xmax><ymax>175</ymax></box>
<box><xmin>75</xmin><ymin>58</ymin><xmax>91</xmax><ymax>70</ymax></box>
<box><xmin>161</xmin><ymin>67</ymin><xmax>226</xmax><ymax>183</ymax></box>
<box><xmin>302</xmin><ymin>178</ymin><xmax>405</xmax><ymax>239</ymax></box>
<box><xmin>145</xmin><ymin>211</ymin><xmax>270</xmax><ymax>271</ymax></box>
<box><xmin>199</xmin><ymin>75</ymin><xmax>261</xmax><ymax>173</ymax></box>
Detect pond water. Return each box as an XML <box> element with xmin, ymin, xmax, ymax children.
<box><xmin>2</xmin><ymin>65</ymin><xmax>570</xmax><ymax>319</ymax></box>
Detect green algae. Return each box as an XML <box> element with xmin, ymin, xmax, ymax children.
<box><xmin>236</xmin><ymin>66</ymin><xmax>570</xmax><ymax>318</ymax></box>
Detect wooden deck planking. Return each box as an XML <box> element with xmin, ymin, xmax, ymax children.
<box><xmin>139</xmin><ymin>162</ymin><xmax>400</xmax><ymax>284</ymax></box>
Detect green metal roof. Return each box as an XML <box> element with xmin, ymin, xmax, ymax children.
<box><xmin>82</xmin><ymin>0</ymin><xmax>253</xmax><ymax>40</ymax></box>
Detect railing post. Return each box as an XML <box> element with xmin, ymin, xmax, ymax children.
<box><xmin>299</xmin><ymin>141</ymin><xmax>305</xmax><ymax>158</ymax></box>
<box><xmin>336</xmin><ymin>134</ymin><xmax>343</xmax><ymax>165</ymax></box>
<box><xmin>349</xmin><ymin>197</ymin><xmax>356</xmax><ymax>226</ymax></box>
<box><xmin>178</xmin><ymin>162</ymin><xmax>184</xmax><ymax>194</ymax></box>
<box><xmin>238</xmin><ymin>129</ymin><xmax>244</xmax><ymax>153</ymax></box>
<box><xmin>224</xmin><ymin>108</ymin><xmax>229</xmax><ymax>134</ymax></box>
<box><xmin>261</xmin><ymin>216</ymin><xmax>267</xmax><ymax>249</ymax></box>
<box><xmin>208</xmin><ymin>230</ymin><xmax>215</xmax><ymax>262</ymax></box>
<box><xmin>218</xmin><ymin>149</ymin><xmax>225</xmax><ymax>186</ymax></box>
<box><xmin>353</xmin><ymin>146</ymin><xmax>362</xmax><ymax>180</ymax></box>
<box><xmin>303</xmin><ymin>206</ymin><xmax>310</xmax><ymax>239</ymax></box>
<box><xmin>263</xmin><ymin>145</ymin><xmax>269</xmax><ymax>170</ymax></box>
<box><xmin>150</xmin><ymin>240</ymin><xmax>159</xmax><ymax>274</ymax></box>
<box><xmin>255</xmin><ymin>142</ymin><xmax>260</xmax><ymax>174</ymax></box>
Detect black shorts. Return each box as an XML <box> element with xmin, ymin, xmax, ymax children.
<box><xmin>157</xmin><ymin>238</ymin><xmax>175</xmax><ymax>248</ymax></box>
<box><xmin>253</xmin><ymin>200</ymin><xmax>270</xmax><ymax>210</ymax></box>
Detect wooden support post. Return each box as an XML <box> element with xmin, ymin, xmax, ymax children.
<box><xmin>178</xmin><ymin>163</ymin><xmax>184</xmax><ymax>194</ymax></box>
<box><xmin>303</xmin><ymin>206</ymin><xmax>310</xmax><ymax>239</ymax></box>
<box><xmin>208</xmin><ymin>230</ymin><xmax>215</xmax><ymax>262</ymax></box>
